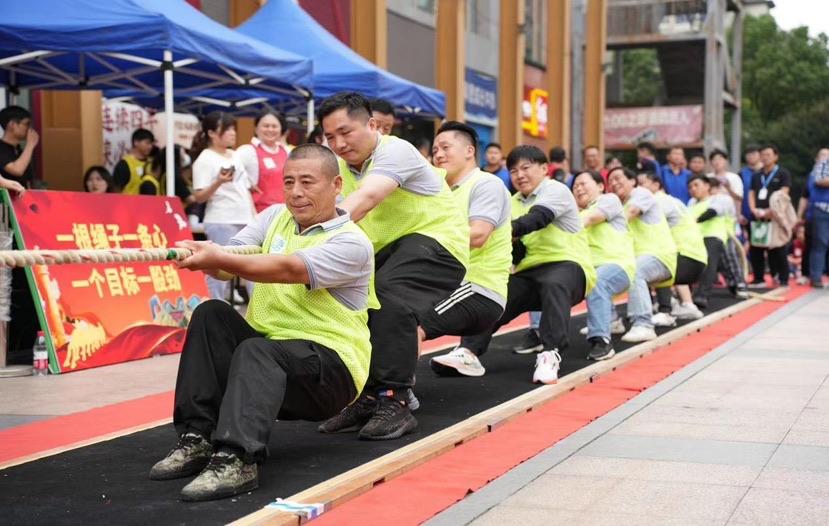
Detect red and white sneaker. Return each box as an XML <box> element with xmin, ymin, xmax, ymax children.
<box><xmin>532</xmin><ymin>350</ymin><xmax>562</xmax><ymax>384</ymax></box>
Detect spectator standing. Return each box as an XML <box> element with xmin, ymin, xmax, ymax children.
<box><xmin>83</xmin><ymin>165</ymin><xmax>114</xmax><ymax>194</ymax></box>
<box><xmin>547</xmin><ymin>146</ymin><xmax>571</xmax><ymax>184</ymax></box>
<box><xmin>635</xmin><ymin>142</ymin><xmax>661</xmax><ymax>177</ymax></box>
<box><xmin>0</xmin><ymin>105</ymin><xmax>38</xmax><ymax>194</ymax></box>
<box><xmin>482</xmin><ymin>142</ymin><xmax>512</xmax><ymax>191</ymax></box>
<box><xmin>748</xmin><ymin>144</ymin><xmax>792</xmax><ymax>287</ymax></box>
<box><xmin>370</xmin><ymin>98</ymin><xmax>396</xmax><ymax>136</ymax></box>
<box><xmin>708</xmin><ymin>149</ymin><xmax>744</xmax><ymax>215</ymax></box>
<box><xmin>191</xmin><ymin>112</ymin><xmax>256</xmax><ymax>300</ymax></box>
<box><xmin>236</xmin><ymin>111</ymin><xmax>289</xmax><ymax>213</ymax></box>
<box><xmin>805</xmin><ymin>148</ymin><xmax>829</xmax><ymax>288</ymax></box>
<box><xmin>739</xmin><ymin>145</ymin><xmax>763</xmax><ymax>224</ymax></box>
<box><xmin>688</xmin><ymin>153</ymin><xmax>706</xmax><ymax>178</ymax></box>
<box><xmin>660</xmin><ymin>146</ymin><xmax>692</xmax><ymax>204</ymax></box>
<box><xmin>113</xmin><ymin>128</ymin><xmax>155</xmax><ymax>194</ymax></box>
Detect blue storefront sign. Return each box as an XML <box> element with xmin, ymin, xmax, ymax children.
<box><xmin>465</xmin><ymin>68</ymin><xmax>497</xmax><ymax>123</ymax></box>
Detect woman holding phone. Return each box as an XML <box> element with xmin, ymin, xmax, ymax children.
<box><xmin>191</xmin><ymin>111</ymin><xmax>256</xmax><ymax>300</ymax></box>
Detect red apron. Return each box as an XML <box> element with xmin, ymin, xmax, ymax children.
<box><xmin>251</xmin><ymin>141</ymin><xmax>287</xmax><ymax>213</ymax></box>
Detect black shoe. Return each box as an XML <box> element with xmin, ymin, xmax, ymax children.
<box><xmin>692</xmin><ymin>296</ymin><xmax>708</xmax><ymax>310</ymax></box>
<box><xmin>358</xmin><ymin>395</ymin><xmax>418</xmax><ymax>441</ymax></box>
<box><xmin>179</xmin><ymin>451</ymin><xmax>258</xmax><ymax>502</ymax></box>
<box><xmin>811</xmin><ymin>281</ymin><xmax>825</xmax><ymax>289</ymax></box>
<box><xmin>149</xmin><ymin>432</ymin><xmax>213</xmax><ymax>481</ymax></box>
<box><xmin>318</xmin><ymin>393</ymin><xmax>377</xmax><ymax>433</ymax></box>
<box><xmin>513</xmin><ymin>329</ymin><xmax>543</xmax><ymax>354</ymax></box>
<box><xmin>587</xmin><ymin>337</ymin><xmax>615</xmax><ymax>361</ymax></box>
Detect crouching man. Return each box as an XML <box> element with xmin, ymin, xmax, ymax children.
<box><xmin>149</xmin><ymin>144</ymin><xmax>374</xmax><ymax>501</ymax></box>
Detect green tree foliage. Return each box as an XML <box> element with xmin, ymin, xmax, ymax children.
<box><xmin>622</xmin><ymin>49</ymin><xmax>661</xmax><ymax>106</ymax></box>
<box><xmin>742</xmin><ymin>15</ymin><xmax>829</xmax><ymax>179</ymax></box>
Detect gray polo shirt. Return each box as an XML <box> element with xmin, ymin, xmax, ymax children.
<box><xmin>515</xmin><ymin>178</ymin><xmax>582</xmax><ymax>234</ymax></box>
<box><xmin>347</xmin><ymin>133</ymin><xmax>442</xmax><ymax>195</ymax></box>
<box><xmin>451</xmin><ymin>168</ymin><xmax>511</xmax><ymax>307</ymax></box>
<box><xmin>688</xmin><ymin>194</ymin><xmax>736</xmax><ymax>218</ymax></box>
<box><xmin>229</xmin><ymin>205</ymin><xmax>373</xmax><ymax>310</ymax></box>
<box><xmin>627</xmin><ymin>187</ymin><xmax>664</xmax><ymax>225</ymax></box>
<box><xmin>594</xmin><ymin>193</ymin><xmax>628</xmax><ymax>233</ymax></box>
<box><xmin>656</xmin><ymin>192</ymin><xmax>690</xmax><ymax>228</ymax></box>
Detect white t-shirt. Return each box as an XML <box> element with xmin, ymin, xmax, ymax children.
<box><xmin>235</xmin><ymin>138</ymin><xmax>286</xmax><ymax>186</ymax></box>
<box><xmin>708</xmin><ymin>171</ymin><xmax>744</xmax><ymax>200</ymax></box>
<box><xmin>192</xmin><ymin>148</ymin><xmax>255</xmax><ymax>225</ymax></box>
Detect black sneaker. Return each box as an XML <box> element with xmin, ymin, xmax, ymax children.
<box><xmin>358</xmin><ymin>395</ymin><xmax>418</xmax><ymax>441</ymax></box>
<box><xmin>587</xmin><ymin>337</ymin><xmax>615</xmax><ymax>361</ymax></box>
<box><xmin>149</xmin><ymin>432</ymin><xmax>213</xmax><ymax>481</ymax></box>
<box><xmin>318</xmin><ymin>393</ymin><xmax>377</xmax><ymax>433</ymax></box>
<box><xmin>513</xmin><ymin>329</ymin><xmax>543</xmax><ymax>354</ymax></box>
<box><xmin>692</xmin><ymin>295</ymin><xmax>708</xmax><ymax>310</ymax></box>
<box><xmin>811</xmin><ymin>281</ymin><xmax>826</xmax><ymax>289</ymax></box>
<box><xmin>179</xmin><ymin>451</ymin><xmax>258</xmax><ymax>502</ymax></box>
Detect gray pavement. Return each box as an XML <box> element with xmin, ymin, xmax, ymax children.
<box><xmin>428</xmin><ymin>290</ymin><xmax>829</xmax><ymax>526</ymax></box>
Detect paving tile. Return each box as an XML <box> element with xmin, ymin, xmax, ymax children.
<box><xmin>500</xmin><ymin>474</ymin><xmax>618</xmax><ymax>512</ymax></box>
<box><xmin>608</xmin><ymin>419</ymin><xmax>789</xmax><ymax>444</ymax></box>
<box><xmin>783</xmin><ymin>428</ymin><xmax>829</xmax><ymax>448</ymax></box>
<box><xmin>550</xmin><ymin>456</ymin><xmax>759</xmax><ymax>486</ymax></box>
<box><xmin>470</xmin><ymin>506</ymin><xmax>587</xmax><ymax>526</ymax></box>
<box><xmin>618</xmin><ymin>403</ymin><xmax>802</xmax><ymax>429</ymax></box>
<box><xmin>767</xmin><ymin>444</ymin><xmax>829</xmax><ymax>471</ymax></box>
<box><xmin>728</xmin><ymin>487</ymin><xmax>829</xmax><ymax>526</ymax></box>
<box><xmin>578</xmin><ymin>434</ymin><xmax>776</xmax><ymax>466</ymax></box>
<box><xmin>687</xmin><ymin>368</ymin><xmax>826</xmax><ymax>387</ymax></box>
<box><xmin>753</xmin><ymin>467</ymin><xmax>829</xmax><ymax>494</ymax></box>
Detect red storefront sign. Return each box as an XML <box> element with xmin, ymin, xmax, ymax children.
<box><xmin>6</xmin><ymin>190</ymin><xmax>209</xmax><ymax>373</ymax></box>
<box><xmin>604</xmin><ymin>105</ymin><xmax>703</xmax><ymax>148</ymax></box>
<box><xmin>522</xmin><ymin>86</ymin><xmax>549</xmax><ymax>139</ymax></box>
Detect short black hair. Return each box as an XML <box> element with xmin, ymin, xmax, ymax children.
<box><xmin>369</xmin><ymin>98</ymin><xmax>395</xmax><ymax>117</ymax></box>
<box><xmin>636</xmin><ymin>142</ymin><xmax>656</xmax><ymax>155</ymax></box>
<box><xmin>687</xmin><ymin>173</ymin><xmax>711</xmax><ymax>187</ymax></box>
<box><xmin>668</xmin><ymin>146</ymin><xmax>685</xmax><ymax>154</ymax></box>
<box><xmin>689</xmin><ymin>153</ymin><xmax>705</xmax><ymax>162</ymax></box>
<box><xmin>318</xmin><ymin>92</ymin><xmax>372</xmax><ymax>123</ymax></box>
<box><xmin>582</xmin><ymin>144</ymin><xmax>599</xmax><ymax>154</ymax></box>
<box><xmin>484</xmin><ymin>142</ymin><xmax>502</xmax><ymax>151</ymax></box>
<box><xmin>638</xmin><ymin>170</ymin><xmax>664</xmax><ymax>189</ymax></box>
<box><xmin>573</xmin><ymin>170</ymin><xmax>604</xmax><ymax>187</ymax></box>
<box><xmin>0</xmin><ymin>105</ymin><xmax>31</xmax><ymax>128</ymax></box>
<box><xmin>131</xmin><ymin>128</ymin><xmax>155</xmax><ymax>145</ymax></box>
<box><xmin>609</xmin><ymin>166</ymin><xmax>637</xmax><ymax>182</ymax></box>
<box><xmin>760</xmin><ymin>144</ymin><xmax>779</xmax><ymax>155</ymax></box>
<box><xmin>412</xmin><ymin>136</ymin><xmax>432</xmax><ymax>151</ymax></box>
<box><xmin>744</xmin><ymin>144</ymin><xmax>760</xmax><ymax>154</ymax></box>
<box><xmin>548</xmin><ymin>146</ymin><xmax>567</xmax><ymax>163</ymax></box>
<box><xmin>709</xmin><ymin>149</ymin><xmax>728</xmax><ymax>161</ymax></box>
<box><xmin>506</xmin><ymin>145</ymin><xmax>547</xmax><ymax>171</ymax></box>
<box><xmin>287</xmin><ymin>143</ymin><xmax>340</xmax><ymax>179</ymax></box>
<box><xmin>83</xmin><ymin>165</ymin><xmax>114</xmax><ymax>193</ymax></box>
<box><xmin>254</xmin><ymin>110</ymin><xmax>287</xmax><ymax>132</ymax></box>
<box><xmin>436</xmin><ymin>121</ymin><xmax>479</xmax><ymax>153</ymax></box>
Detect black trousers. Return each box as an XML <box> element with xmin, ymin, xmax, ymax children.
<box><xmin>654</xmin><ymin>254</ymin><xmax>705</xmax><ymax>313</ymax></box>
<box><xmin>463</xmin><ymin>261</ymin><xmax>586</xmax><ymax>356</ymax></box>
<box><xmin>419</xmin><ymin>287</ymin><xmax>504</xmax><ymax>341</ymax></box>
<box><xmin>695</xmin><ymin>237</ymin><xmax>726</xmax><ymax>300</ymax></box>
<box><xmin>173</xmin><ymin>300</ymin><xmax>356</xmax><ymax>462</ymax></box>
<box><xmin>366</xmin><ymin>234</ymin><xmax>466</xmax><ymax>393</ymax></box>
<box><xmin>749</xmin><ymin>244</ymin><xmax>789</xmax><ymax>285</ymax></box>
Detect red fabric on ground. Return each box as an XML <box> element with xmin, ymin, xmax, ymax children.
<box><xmin>313</xmin><ymin>287</ymin><xmax>808</xmax><ymax>526</ymax></box>
<box><xmin>0</xmin><ymin>391</ymin><xmax>173</xmax><ymax>466</ymax></box>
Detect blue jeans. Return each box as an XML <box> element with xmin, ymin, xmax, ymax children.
<box><xmin>810</xmin><ymin>208</ymin><xmax>829</xmax><ymax>284</ymax></box>
<box><xmin>629</xmin><ymin>255</ymin><xmax>672</xmax><ymax>328</ymax></box>
<box><xmin>586</xmin><ymin>264</ymin><xmax>631</xmax><ymax>340</ymax></box>
<box><xmin>203</xmin><ymin>223</ymin><xmax>249</xmax><ymax>301</ymax></box>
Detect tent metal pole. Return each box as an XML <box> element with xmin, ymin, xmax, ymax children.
<box><xmin>163</xmin><ymin>50</ymin><xmax>175</xmax><ymax>198</ymax></box>
<box><xmin>306</xmin><ymin>96</ymin><xmax>314</xmax><ymax>135</ymax></box>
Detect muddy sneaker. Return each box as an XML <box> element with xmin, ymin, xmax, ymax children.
<box><xmin>358</xmin><ymin>394</ymin><xmax>417</xmax><ymax>441</ymax></box>
<box><xmin>318</xmin><ymin>393</ymin><xmax>377</xmax><ymax>434</ymax></box>
<box><xmin>179</xmin><ymin>451</ymin><xmax>258</xmax><ymax>502</ymax></box>
<box><xmin>513</xmin><ymin>329</ymin><xmax>543</xmax><ymax>354</ymax></box>
<box><xmin>149</xmin><ymin>432</ymin><xmax>213</xmax><ymax>481</ymax></box>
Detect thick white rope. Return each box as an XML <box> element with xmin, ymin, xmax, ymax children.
<box><xmin>0</xmin><ymin>245</ymin><xmax>262</xmax><ymax>268</ymax></box>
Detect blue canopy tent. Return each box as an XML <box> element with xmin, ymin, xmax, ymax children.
<box><xmin>0</xmin><ymin>0</ymin><xmax>313</xmax><ymax>196</ymax></box>
<box><xmin>238</xmin><ymin>0</ymin><xmax>445</xmax><ymax>117</ymax></box>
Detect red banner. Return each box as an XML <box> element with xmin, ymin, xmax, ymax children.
<box><xmin>604</xmin><ymin>105</ymin><xmax>703</xmax><ymax>149</ymax></box>
<box><xmin>522</xmin><ymin>86</ymin><xmax>549</xmax><ymax>139</ymax></box>
<box><xmin>7</xmin><ymin>190</ymin><xmax>209</xmax><ymax>373</ymax></box>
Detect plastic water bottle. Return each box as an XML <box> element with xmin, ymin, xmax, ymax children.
<box><xmin>32</xmin><ymin>331</ymin><xmax>48</xmax><ymax>376</ymax></box>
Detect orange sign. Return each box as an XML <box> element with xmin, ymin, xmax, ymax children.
<box><xmin>522</xmin><ymin>86</ymin><xmax>549</xmax><ymax>138</ymax></box>
<box><xmin>6</xmin><ymin>190</ymin><xmax>209</xmax><ymax>373</ymax></box>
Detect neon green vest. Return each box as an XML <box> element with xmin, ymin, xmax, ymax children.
<box><xmin>121</xmin><ymin>154</ymin><xmax>154</xmax><ymax>195</ymax></box>
<box><xmin>580</xmin><ymin>202</ymin><xmax>636</xmax><ymax>282</ymax></box>
<box><xmin>246</xmin><ymin>208</ymin><xmax>373</xmax><ymax>393</ymax></box>
<box><xmin>657</xmin><ymin>193</ymin><xmax>708</xmax><ymax>264</ymax></box>
<box><xmin>511</xmin><ymin>185</ymin><xmax>596</xmax><ymax>295</ymax></box>
<box><xmin>690</xmin><ymin>200</ymin><xmax>730</xmax><ymax>243</ymax></box>
<box><xmin>451</xmin><ymin>169</ymin><xmax>511</xmax><ymax>299</ymax></box>
<box><xmin>624</xmin><ymin>198</ymin><xmax>678</xmax><ymax>285</ymax></box>
<box><xmin>138</xmin><ymin>174</ymin><xmax>162</xmax><ymax>196</ymax></box>
<box><xmin>338</xmin><ymin>135</ymin><xmax>469</xmax><ymax>269</ymax></box>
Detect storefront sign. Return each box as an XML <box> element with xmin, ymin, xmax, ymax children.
<box><xmin>465</xmin><ymin>68</ymin><xmax>498</xmax><ymax>124</ymax></box>
<box><xmin>5</xmin><ymin>190</ymin><xmax>209</xmax><ymax>373</ymax></box>
<box><xmin>604</xmin><ymin>105</ymin><xmax>703</xmax><ymax>148</ymax></box>
<box><xmin>521</xmin><ymin>86</ymin><xmax>548</xmax><ymax>138</ymax></box>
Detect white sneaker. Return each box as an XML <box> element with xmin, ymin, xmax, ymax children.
<box><xmin>430</xmin><ymin>347</ymin><xmax>486</xmax><ymax>377</ymax></box>
<box><xmin>672</xmin><ymin>302</ymin><xmax>703</xmax><ymax>320</ymax></box>
<box><xmin>532</xmin><ymin>350</ymin><xmax>562</xmax><ymax>384</ymax></box>
<box><xmin>610</xmin><ymin>319</ymin><xmax>626</xmax><ymax>334</ymax></box>
<box><xmin>621</xmin><ymin>325</ymin><xmax>657</xmax><ymax>343</ymax></box>
<box><xmin>579</xmin><ymin>326</ymin><xmax>588</xmax><ymax>336</ymax></box>
<box><xmin>651</xmin><ymin>312</ymin><xmax>677</xmax><ymax>327</ymax></box>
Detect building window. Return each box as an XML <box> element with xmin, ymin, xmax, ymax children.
<box><xmin>416</xmin><ymin>0</ymin><xmax>435</xmax><ymax>14</ymax></box>
<box><xmin>468</xmin><ymin>0</ymin><xmax>491</xmax><ymax>38</ymax></box>
<box><xmin>524</xmin><ymin>0</ymin><xmax>546</xmax><ymax>66</ymax></box>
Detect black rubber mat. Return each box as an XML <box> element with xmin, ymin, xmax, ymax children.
<box><xmin>0</xmin><ymin>290</ymin><xmax>745</xmax><ymax>525</ymax></box>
